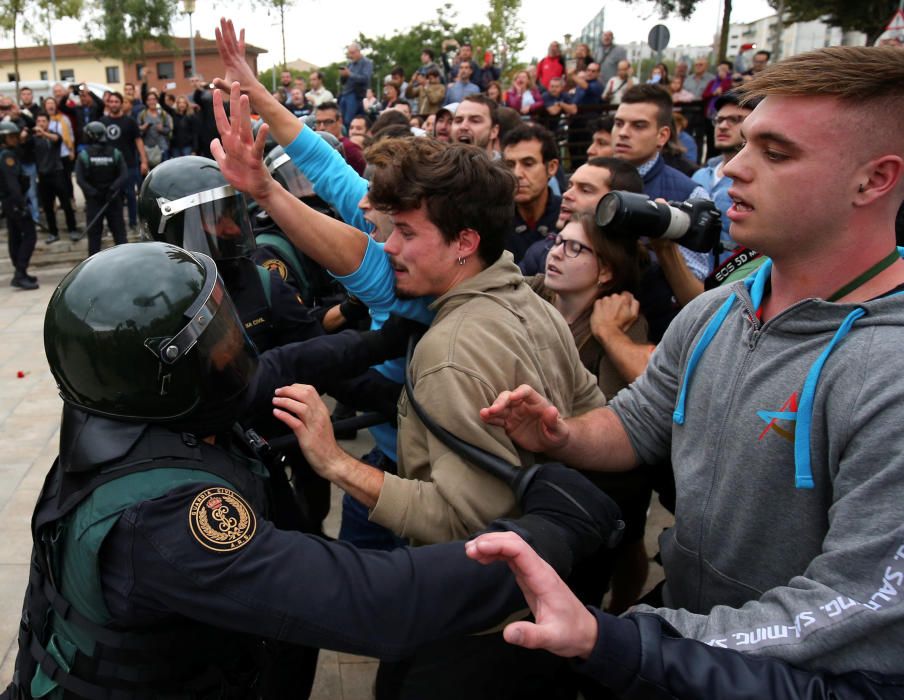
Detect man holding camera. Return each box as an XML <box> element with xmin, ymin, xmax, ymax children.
<box><xmin>480</xmin><ymin>46</ymin><xmax>904</xmax><ymax>692</ymax></box>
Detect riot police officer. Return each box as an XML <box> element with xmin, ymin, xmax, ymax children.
<box><xmin>138</xmin><ymin>155</ymin><xmax>324</xmax><ymax>349</ymax></box>
<box><xmin>74</xmin><ymin>121</ymin><xmax>127</xmax><ymax>256</ymax></box>
<box><xmin>254</xmin><ymin>135</ymin><xmax>346</xmax><ymax>310</ymax></box>
<box><xmin>0</xmin><ymin>241</ymin><xmax>620</xmax><ymax>700</ymax></box>
<box><xmin>0</xmin><ymin>120</ymin><xmax>38</xmax><ymax>290</ymax></box>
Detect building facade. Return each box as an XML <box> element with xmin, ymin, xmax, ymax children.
<box><xmin>0</xmin><ymin>35</ymin><xmax>265</xmax><ymax>97</ymax></box>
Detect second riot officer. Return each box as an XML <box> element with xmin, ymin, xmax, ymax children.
<box><xmin>74</xmin><ymin>121</ymin><xmax>127</xmax><ymax>256</ymax></box>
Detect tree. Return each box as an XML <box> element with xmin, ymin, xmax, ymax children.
<box><xmin>253</xmin><ymin>0</ymin><xmax>294</xmax><ymax>70</ymax></box>
<box><xmin>0</xmin><ymin>0</ymin><xmax>83</xmax><ymax>94</ymax></box>
<box><xmin>469</xmin><ymin>0</ymin><xmax>526</xmax><ymax>75</ymax></box>
<box><xmin>355</xmin><ymin>4</ymin><xmax>462</xmax><ymax>92</ymax></box>
<box><xmin>85</xmin><ymin>0</ymin><xmax>178</xmax><ymax>65</ymax></box>
<box><xmin>618</xmin><ymin>0</ymin><xmax>734</xmax><ymax>61</ymax></box>
<box><xmin>773</xmin><ymin>0</ymin><xmax>899</xmax><ymax>45</ymax></box>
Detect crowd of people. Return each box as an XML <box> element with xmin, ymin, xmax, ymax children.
<box><xmin>1</xmin><ymin>15</ymin><xmax>904</xmax><ymax>700</ymax></box>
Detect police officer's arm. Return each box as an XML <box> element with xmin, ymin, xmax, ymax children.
<box><xmin>103</xmin><ymin>482</ymin><xmax>526</xmax><ymax>661</ymax></box>
<box><xmin>466</xmin><ymin>532</ymin><xmax>904</xmax><ymax>700</ymax></box>
<box><xmin>210</xmin><ymin>85</ymin><xmax>368</xmax><ymax>277</ymax></box>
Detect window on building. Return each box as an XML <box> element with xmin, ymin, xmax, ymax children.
<box><xmin>156</xmin><ymin>62</ymin><xmax>175</xmax><ymax>80</ymax></box>
<box><xmin>183</xmin><ymin>60</ymin><xmax>193</xmax><ymax>78</ymax></box>
<box><xmin>60</xmin><ymin>69</ymin><xmax>75</xmax><ymax>81</ymax></box>
<box><xmin>7</xmin><ymin>73</ymin><xmax>19</xmax><ymax>81</ymax></box>
<box><xmin>136</xmin><ymin>63</ymin><xmax>144</xmax><ymax>80</ymax></box>
<box><xmin>106</xmin><ymin>66</ymin><xmax>120</xmax><ymax>83</ymax></box>
<box><xmin>40</xmin><ymin>70</ymin><xmax>49</xmax><ymax>80</ymax></box>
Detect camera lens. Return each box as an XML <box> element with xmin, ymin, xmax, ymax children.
<box><xmin>596</xmin><ymin>192</ymin><xmax>621</xmax><ymax>228</ymax></box>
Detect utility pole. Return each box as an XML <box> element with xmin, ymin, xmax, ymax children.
<box><xmin>184</xmin><ymin>0</ymin><xmax>197</xmax><ymax>77</ymax></box>
<box><xmin>48</xmin><ymin>8</ymin><xmax>58</xmax><ymax>81</ymax></box>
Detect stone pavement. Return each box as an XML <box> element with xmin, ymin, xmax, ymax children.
<box><xmin>0</xmin><ymin>257</ymin><xmax>672</xmax><ymax>699</ymax></box>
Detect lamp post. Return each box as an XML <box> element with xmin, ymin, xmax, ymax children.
<box><xmin>184</xmin><ymin>0</ymin><xmax>197</xmax><ymax>78</ymax></box>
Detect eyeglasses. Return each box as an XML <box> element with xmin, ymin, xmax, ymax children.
<box><xmin>712</xmin><ymin>115</ymin><xmax>745</xmax><ymax>127</ymax></box>
<box><xmin>552</xmin><ymin>234</ymin><xmax>593</xmax><ymax>258</ymax></box>
<box><xmin>314</xmin><ymin>118</ymin><xmax>336</xmax><ymax>128</ymax></box>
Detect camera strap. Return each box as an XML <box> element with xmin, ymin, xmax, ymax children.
<box><xmin>827</xmin><ymin>248</ymin><xmax>900</xmax><ymax>302</ymax></box>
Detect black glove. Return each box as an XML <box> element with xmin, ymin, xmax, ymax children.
<box><xmin>359</xmin><ymin>313</ymin><xmax>429</xmax><ymax>363</ymax></box>
<box><xmin>489</xmin><ymin>463</ymin><xmax>624</xmax><ymax>577</ymax></box>
<box><xmin>338</xmin><ymin>294</ymin><xmax>370</xmax><ymax>325</ymax></box>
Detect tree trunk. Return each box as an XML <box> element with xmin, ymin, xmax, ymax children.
<box><xmin>718</xmin><ymin>0</ymin><xmax>733</xmax><ymax>62</ymax></box>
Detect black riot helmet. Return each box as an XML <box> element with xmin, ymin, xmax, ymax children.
<box><xmin>138</xmin><ymin>156</ymin><xmax>256</xmax><ymax>261</ymax></box>
<box><xmin>264</xmin><ymin>145</ymin><xmax>315</xmax><ymax>199</ymax></box>
<box><xmin>84</xmin><ymin>120</ymin><xmax>107</xmax><ymax>143</ymax></box>
<box><xmin>0</xmin><ymin>120</ymin><xmax>20</xmax><ymax>144</ymax></box>
<box><xmin>44</xmin><ymin>242</ymin><xmax>258</xmax><ymax>424</ymax></box>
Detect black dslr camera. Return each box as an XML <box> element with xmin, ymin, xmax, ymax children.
<box><xmin>596</xmin><ymin>191</ymin><xmax>721</xmax><ymax>253</ymax></box>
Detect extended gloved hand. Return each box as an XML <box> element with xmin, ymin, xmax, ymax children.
<box><xmin>488</xmin><ymin>463</ymin><xmax>624</xmax><ymax>577</ymax></box>
<box><xmin>359</xmin><ymin>313</ymin><xmax>429</xmax><ymax>363</ymax></box>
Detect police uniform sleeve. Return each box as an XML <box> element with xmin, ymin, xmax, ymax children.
<box><xmin>110</xmin><ymin>149</ymin><xmax>128</xmax><ymax>193</ymax></box>
<box><xmin>101</xmin><ymin>482</ymin><xmax>525</xmax><ymax>660</ymax></box>
<box><xmin>267</xmin><ymin>271</ymin><xmax>325</xmax><ymax>346</ymax></box>
<box><xmin>237</xmin><ymin>325</ymin><xmax>409</xmax><ymax>425</ymax></box>
<box><xmin>74</xmin><ymin>151</ymin><xmax>98</xmax><ymax>198</ymax></box>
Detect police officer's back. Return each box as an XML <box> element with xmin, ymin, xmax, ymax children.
<box><xmin>75</xmin><ymin>121</ymin><xmax>127</xmax><ymax>256</ymax></box>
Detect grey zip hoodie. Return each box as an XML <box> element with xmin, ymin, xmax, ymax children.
<box><xmin>610</xmin><ymin>260</ymin><xmax>904</xmax><ymax>673</ymax></box>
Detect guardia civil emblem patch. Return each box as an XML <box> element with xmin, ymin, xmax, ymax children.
<box><xmin>189</xmin><ymin>487</ymin><xmax>256</xmax><ymax>552</ymax></box>
<box><xmin>261</xmin><ymin>258</ymin><xmax>288</xmax><ymax>280</ymax></box>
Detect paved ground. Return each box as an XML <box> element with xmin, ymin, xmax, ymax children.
<box><xmin>0</xmin><ymin>241</ymin><xmax>673</xmax><ymax>698</ymax></box>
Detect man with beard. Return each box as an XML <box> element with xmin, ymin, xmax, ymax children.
<box><xmin>101</xmin><ymin>91</ymin><xmax>148</xmax><ymax>231</ymax></box>
<box><xmin>450</xmin><ymin>94</ymin><xmax>499</xmax><ymax>157</ymax></box>
<box><xmin>433</xmin><ymin>103</ymin><xmax>455</xmax><ymax>143</ymax></box>
<box><xmin>501</xmin><ymin>122</ymin><xmax>560</xmax><ymax>263</ymax></box>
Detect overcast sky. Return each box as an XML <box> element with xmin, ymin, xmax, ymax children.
<box><xmin>4</xmin><ymin>0</ymin><xmax>776</xmax><ymax>70</ymax></box>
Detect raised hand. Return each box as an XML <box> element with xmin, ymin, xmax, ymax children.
<box><xmin>213</xmin><ymin>18</ymin><xmax>262</xmax><ymax>98</ymax></box>
<box><xmin>479</xmin><ymin>384</ymin><xmax>569</xmax><ymax>454</ymax></box>
<box><xmin>209</xmin><ymin>82</ymin><xmax>275</xmax><ymax>202</ymax></box>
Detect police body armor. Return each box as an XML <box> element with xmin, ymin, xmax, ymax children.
<box><xmin>6</xmin><ymin>409</ymin><xmax>270</xmax><ymax>700</ymax></box>
<box><xmin>0</xmin><ymin>146</ymin><xmax>28</xmax><ymax>205</ymax></box>
<box><xmin>81</xmin><ymin>144</ymin><xmax>120</xmax><ymax>192</ymax></box>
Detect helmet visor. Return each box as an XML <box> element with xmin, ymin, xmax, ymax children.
<box><xmin>145</xmin><ymin>252</ymin><xmax>259</xmax><ymax>417</ymax></box>
<box><xmin>158</xmin><ymin>185</ymin><xmax>257</xmax><ymax>260</ymax></box>
<box><xmin>268</xmin><ymin>152</ymin><xmax>315</xmax><ymax>199</ymax></box>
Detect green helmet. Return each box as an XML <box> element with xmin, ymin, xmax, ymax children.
<box><xmin>138</xmin><ymin>155</ymin><xmax>256</xmax><ymax>261</ymax></box>
<box><xmin>44</xmin><ymin>242</ymin><xmax>258</xmax><ymax>423</ymax></box>
<box><xmin>83</xmin><ymin>120</ymin><xmax>107</xmax><ymax>143</ymax></box>
<box><xmin>0</xmin><ymin>121</ymin><xmax>20</xmax><ymax>139</ymax></box>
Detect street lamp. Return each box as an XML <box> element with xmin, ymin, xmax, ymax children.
<box><xmin>184</xmin><ymin>0</ymin><xmax>197</xmax><ymax>78</ymax></box>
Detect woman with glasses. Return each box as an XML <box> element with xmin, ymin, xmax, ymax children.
<box><xmin>525</xmin><ymin>212</ymin><xmax>653</xmax><ymax>625</ymax></box>
<box><xmin>527</xmin><ymin>212</ymin><xmax>646</xmax><ymax>399</ymax></box>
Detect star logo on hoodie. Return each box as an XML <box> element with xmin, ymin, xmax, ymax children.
<box><xmin>756</xmin><ymin>392</ymin><xmax>798</xmax><ymax>442</ymax></box>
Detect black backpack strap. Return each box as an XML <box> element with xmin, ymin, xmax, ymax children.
<box><xmin>403</xmin><ymin>336</ymin><xmax>540</xmax><ymax>502</ymax></box>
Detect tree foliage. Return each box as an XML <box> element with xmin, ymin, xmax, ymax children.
<box><xmin>470</xmin><ymin>0</ymin><xmax>525</xmax><ymax>75</ymax></box>
<box><xmin>85</xmin><ymin>0</ymin><xmax>179</xmax><ymax>64</ymax></box>
<box><xmin>622</xmin><ymin>0</ymin><xmax>701</xmax><ymax>20</ymax></box>
<box><xmin>772</xmin><ymin>0</ymin><xmax>899</xmax><ymax>44</ymax></box>
<box><xmin>0</xmin><ymin>0</ymin><xmax>83</xmax><ymax>89</ymax></box>
<box><xmin>355</xmin><ymin>4</ymin><xmax>462</xmax><ymax>89</ymax></box>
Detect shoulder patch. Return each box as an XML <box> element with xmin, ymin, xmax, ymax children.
<box><xmin>5</xmin><ymin>157</ymin><xmax>14</xmax><ymax>167</ymax></box>
<box><xmin>188</xmin><ymin>487</ymin><xmax>256</xmax><ymax>552</ymax></box>
<box><xmin>261</xmin><ymin>258</ymin><xmax>288</xmax><ymax>281</ymax></box>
